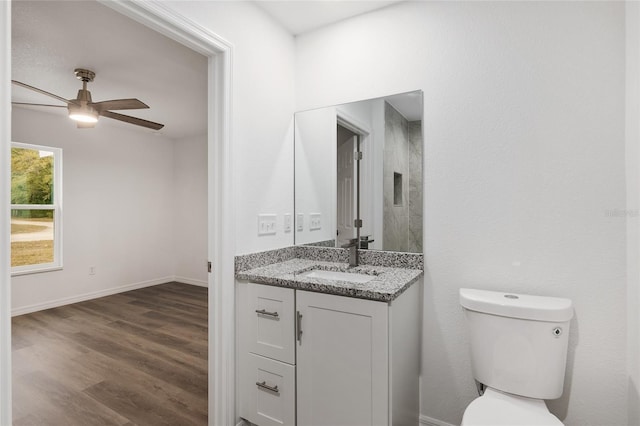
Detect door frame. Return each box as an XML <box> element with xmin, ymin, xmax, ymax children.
<box><xmin>0</xmin><ymin>2</ymin><xmax>11</xmax><ymax>424</ymax></box>
<box><xmin>0</xmin><ymin>1</ymin><xmax>236</xmax><ymax>424</ymax></box>
<box><xmin>336</xmin><ymin>131</ymin><xmax>356</xmax><ymax>247</ymax></box>
<box><xmin>336</xmin><ymin>111</ymin><xmax>373</xmax><ymax>248</ymax></box>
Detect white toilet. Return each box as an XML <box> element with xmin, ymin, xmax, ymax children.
<box><xmin>459</xmin><ymin>288</ymin><xmax>574</xmax><ymax>426</ymax></box>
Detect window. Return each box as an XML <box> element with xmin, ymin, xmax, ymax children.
<box><xmin>11</xmin><ymin>142</ymin><xmax>62</xmax><ymax>275</ymax></box>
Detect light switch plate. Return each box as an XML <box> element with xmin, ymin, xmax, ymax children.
<box><xmin>310</xmin><ymin>213</ymin><xmax>321</xmax><ymax>231</ymax></box>
<box><xmin>284</xmin><ymin>213</ymin><xmax>292</xmax><ymax>233</ymax></box>
<box><xmin>296</xmin><ymin>213</ymin><xmax>304</xmax><ymax>232</ymax></box>
<box><xmin>258</xmin><ymin>214</ymin><xmax>277</xmax><ymax>236</ymax></box>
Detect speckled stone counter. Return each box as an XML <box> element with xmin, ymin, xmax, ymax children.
<box><xmin>235</xmin><ymin>246</ymin><xmax>423</xmax><ymax>302</ymax></box>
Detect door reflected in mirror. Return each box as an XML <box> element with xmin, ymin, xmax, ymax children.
<box><xmin>294</xmin><ymin>91</ymin><xmax>423</xmax><ymax>253</ymax></box>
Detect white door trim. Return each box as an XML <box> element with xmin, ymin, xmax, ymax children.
<box><xmin>0</xmin><ymin>1</ymin><xmax>12</xmax><ymax>424</ymax></box>
<box><xmin>336</xmin><ymin>110</ymin><xmax>375</xmax><ymax>246</ymax></box>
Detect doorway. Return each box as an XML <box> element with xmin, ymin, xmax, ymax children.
<box><xmin>336</xmin><ymin>124</ymin><xmax>358</xmax><ymax>247</ymax></box>
<box><xmin>0</xmin><ymin>1</ymin><xmax>234</xmax><ymax>424</ymax></box>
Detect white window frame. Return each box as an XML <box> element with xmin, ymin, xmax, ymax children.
<box><xmin>10</xmin><ymin>141</ymin><xmax>63</xmax><ymax>275</ymax></box>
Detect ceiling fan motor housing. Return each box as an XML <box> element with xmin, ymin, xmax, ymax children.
<box><xmin>75</xmin><ymin>88</ymin><xmax>93</xmax><ymax>104</ymax></box>
<box><xmin>74</xmin><ymin>68</ymin><xmax>95</xmax><ymax>82</ymax></box>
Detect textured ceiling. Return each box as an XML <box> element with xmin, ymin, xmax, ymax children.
<box><xmin>11</xmin><ymin>0</ymin><xmax>208</xmax><ymax>139</ymax></box>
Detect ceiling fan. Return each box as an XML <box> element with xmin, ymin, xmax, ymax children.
<box><xmin>11</xmin><ymin>68</ymin><xmax>165</xmax><ymax>130</ymax></box>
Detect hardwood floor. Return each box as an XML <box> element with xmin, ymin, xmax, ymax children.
<box><xmin>12</xmin><ymin>282</ymin><xmax>208</xmax><ymax>426</ymax></box>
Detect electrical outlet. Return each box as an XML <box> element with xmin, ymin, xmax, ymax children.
<box><xmin>284</xmin><ymin>213</ymin><xmax>292</xmax><ymax>233</ymax></box>
<box><xmin>258</xmin><ymin>214</ymin><xmax>277</xmax><ymax>236</ymax></box>
<box><xmin>296</xmin><ymin>213</ymin><xmax>304</xmax><ymax>232</ymax></box>
<box><xmin>310</xmin><ymin>213</ymin><xmax>321</xmax><ymax>231</ymax></box>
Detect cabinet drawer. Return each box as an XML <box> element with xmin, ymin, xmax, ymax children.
<box><xmin>240</xmin><ymin>353</ymin><xmax>296</xmax><ymax>426</ymax></box>
<box><xmin>242</xmin><ymin>283</ymin><xmax>295</xmax><ymax>364</ymax></box>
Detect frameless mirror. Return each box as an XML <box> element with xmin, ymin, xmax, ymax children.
<box><xmin>294</xmin><ymin>90</ymin><xmax>423</xmax><ymax>253</ymax></box>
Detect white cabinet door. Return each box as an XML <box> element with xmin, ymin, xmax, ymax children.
<box><xmin>296</xmin><ymin>290</ymin><xmax>389</xmax><ymax>426</ymax></box>
<box><xmin>240</xmin><ymin>283</ymin><xmax>296</xmax><ymax>364</ymax></box>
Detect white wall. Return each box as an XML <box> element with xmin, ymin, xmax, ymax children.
<box><xmin>294</xmin><ymin>106</ymin><xmax>337</xmax><ymax>245</ymax></box>
<box><xmin>173</xmin><ymin>133</ymin><xmax>208</xmax><ymax>285</ymax></box>
<box><xmin>296</xmin><ymin>2</ymin><xmax>627</xmax><ymax>425</ymax></box>
<box><xmin>165</xmin><ymin>1</ymin><xmax>296</xmax><ymax>255</ymax></box>
<box><xmin>626</xmin><ymin>1</ymin><xmax>640</xmax><ymax>424</ymax></box>
<box><xmin>11</xmin><ymin>108</ymin><xmax>177</xmax><ymax>313</ymax></box>
<box><xmin>11</xmin><ymin>109</ymin><xmax>209</xmax><ymax>312</ymax></box>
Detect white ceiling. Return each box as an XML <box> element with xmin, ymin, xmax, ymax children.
<box><xmin>385</xmin><ymin>91</ymin><xmax>423</xmax><ymax>121</ymax></box>
<box><xmin>11</xmin><ymin>0</ymin><xmax>208</xmax><ymax>139</ymax></box>
<box><xmin>255</xmin><ymin>0</ymin><xmax>404</xmax><ymax>35</ymax></box>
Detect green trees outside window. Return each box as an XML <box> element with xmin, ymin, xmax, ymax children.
<box><xmin>10</xmin><ymin>143</ymin><xmax>61</xmax><ymax>271</ymax></box>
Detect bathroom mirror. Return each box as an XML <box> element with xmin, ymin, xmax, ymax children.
<box><xmin>294</xmin><ymin>90</ymin><xmax>423</xmax><ymax>253</ymax></box>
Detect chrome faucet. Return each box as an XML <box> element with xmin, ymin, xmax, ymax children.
<box><xmin>341</xmin><ymin>238</ymin><xmax>359</xmax><ymax>267</ymax></box>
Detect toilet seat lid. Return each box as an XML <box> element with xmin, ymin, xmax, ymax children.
<box><xmin>461</xmin><ymin>388</ymin><xmax>563</xmax><ymax>426</ymax></box>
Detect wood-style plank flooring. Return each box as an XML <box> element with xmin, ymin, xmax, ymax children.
<box><xmin>12</xmin><ymin>282</ymin><xmax>208</xmax><ymax>426</ymax></box>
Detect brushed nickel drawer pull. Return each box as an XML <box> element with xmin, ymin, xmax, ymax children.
<box><xmin>255</xmin><ymin>309</ymin><xmax>279</xmax><ymax>318</ymax></box>
<box><xmin>297</xmin><ymin>311</ymin><xmax>303</xmax><ymax>343</ymax></box>
<box><xmin>256</xmin><ymin>381</ymin><xmax>280</xmax><ymax>394</ymax></box>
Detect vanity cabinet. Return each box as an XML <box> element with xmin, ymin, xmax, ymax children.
<box><xmin>237</xmin><ymin>280</ymin><xmax>421</xmax><ymax>426</ymax></box>
<box><xmin>296</xmin><ymin>290</ymin><xmax>389</xmax><ymax>425</ymax></box>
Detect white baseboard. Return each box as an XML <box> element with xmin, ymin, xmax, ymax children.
<box><xmin>174</xmin><ymin>275</ymin><xmax>208</xmax><ymax>287</ymax></box>
<box><xmin>11</xmin><ymin>276</ymin><xmax>174</xmax><ymax>317</ymax></box>
<box><xmin>420</xmin><ymin>414</ymin><xmax>457</xmax><ymax>426</ymax></box>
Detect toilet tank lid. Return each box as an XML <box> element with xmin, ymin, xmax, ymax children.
<box><xmin>460</xmin><ymin>288</ymin><xmax>573</xmax><ymax>322</ymax></box>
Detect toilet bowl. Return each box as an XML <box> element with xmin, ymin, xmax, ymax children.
<box><xmin>461</xmin><ymin>388</ymin><xmax>563</xmax><ymax>426</ymax></box>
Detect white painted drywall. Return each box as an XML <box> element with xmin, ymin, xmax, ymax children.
<box><xmin>11</xmin><ymin>107</ymin><xmax>178</xmax><ymax>313</ymax></box>
<box><xmin>173</xmin><ymin>133</ymin><xmax>208</xmax><ymax>286</ymax></box>
<box><xmin>295</xmin><ymin>106</ymin><xmax>337</xmax><ymax>245</ymax></box>
<box><xmin>165</xmin><ymin>1</ymin><xmax>296</xmax><ymax>255</ymax></box>
<box><xmin>626</xmin><ymin>2</ymin><xmax>640</xmax><ymax>424</ymax></box>
<box><xmin>296</xmin><ymin>2</ymin><xmax>627</xmax><ymax>425</ymax></box>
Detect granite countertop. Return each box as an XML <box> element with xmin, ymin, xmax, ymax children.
<box><xmin>235</xmin><ymin>258</ymin><xmax>423</xmax><ymax>302</ymax></box>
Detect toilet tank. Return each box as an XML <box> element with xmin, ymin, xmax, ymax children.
<box><xmin>459</xmin><ymin>288</ymin><xmax>573</xmax><ymax>400</ymax></box>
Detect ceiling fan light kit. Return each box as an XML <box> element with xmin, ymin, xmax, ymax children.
<box><xmin>68</xmin><ymin>104</ymin><xmax>98</xmax><ymax>123</ymax></box>
<box><xmin>11</xmin><ymin>68</ymin><xmax>164</xmax><ymax>130</ymax></box>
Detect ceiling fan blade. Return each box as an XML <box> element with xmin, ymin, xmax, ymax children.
<box><xmin>12</xmin><ymin>102</ymin><xmax>67</xmax><ymax>108</ymax></box>
<box><xmin>91</xmin><ymin>98</ymin><xmax>149</xmax><ymax>112</ymax></box>
<box><xmin>100</xmin><ymin>110</ymin><xmax>164</xmax><ymax>131</ymax></box>
<box><xmin>11</xmin><ymin>80</ymin><xmax>72</xmax><ymax>105</ymax></box>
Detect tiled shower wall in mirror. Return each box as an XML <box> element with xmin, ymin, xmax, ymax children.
<box><xmin>384</xmin><ymin>102</ymin><xmax>423</xmax><ymax>252</ymax></box>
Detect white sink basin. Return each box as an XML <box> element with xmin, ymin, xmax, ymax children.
<box><xmin>299</xmin><ymin>269</ymin><xmax>376</xmax><ymax>283</ymax></box>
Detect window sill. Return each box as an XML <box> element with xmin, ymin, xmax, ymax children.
<box><xmin>11</xmin><ymin>265</ymin><xmax>63</xmax><ymax>277</ymax></box>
